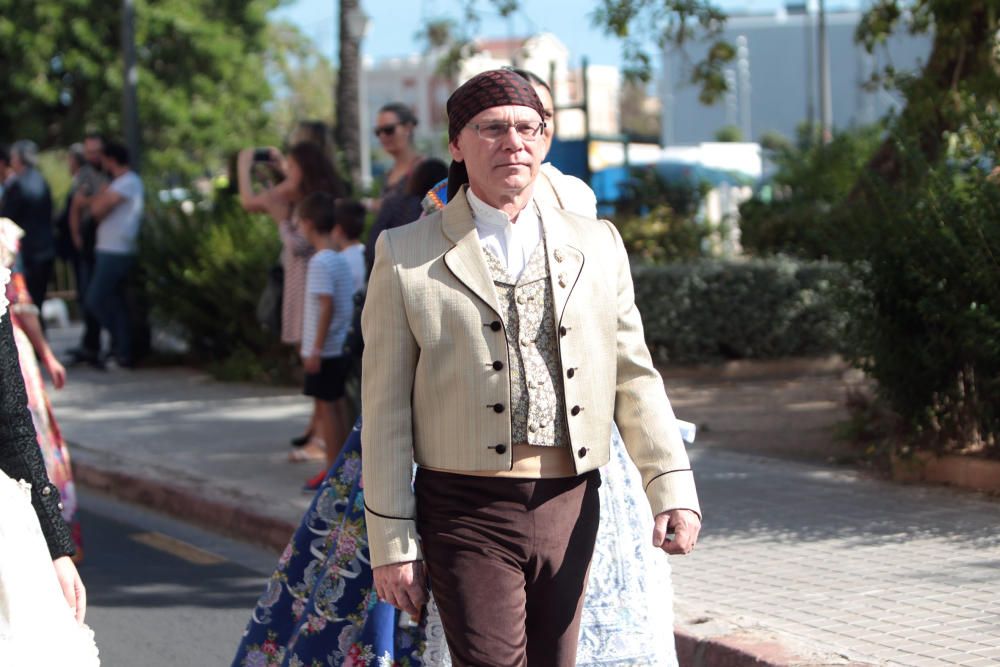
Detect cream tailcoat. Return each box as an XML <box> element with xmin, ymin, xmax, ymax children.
<box><xmin>361</xmin><ymin>186</ymin><xmax>700</xmax><ymax>569</ymax></box>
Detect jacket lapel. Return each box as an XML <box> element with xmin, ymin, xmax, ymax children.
<box><xmin>442</xmin><ymin>188</ymin><xmax>502</xmax><ymax>315</ymax></box>
<box><xmin>539</xmin><ymin>204</ymin><xmax>585</xmax><ymax>326</ymax></box>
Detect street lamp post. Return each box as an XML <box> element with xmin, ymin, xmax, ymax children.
<box><xmin>122</xmin><ymin>0</ymin><xmax>141</xmax><ymax>171</ymax></box>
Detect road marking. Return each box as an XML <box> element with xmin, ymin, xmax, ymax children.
<box><xmin>130</xmin><ymin>532</ymin><xmax>226</xmax><ymax>565</ymax></box>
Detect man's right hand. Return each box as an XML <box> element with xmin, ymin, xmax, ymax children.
<box><xmin>373</xmin><ymin>560</ymin><xmax>427</xmax><ymax>619</ymax></box>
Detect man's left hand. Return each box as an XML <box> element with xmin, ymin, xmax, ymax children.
<box><xmin>653</xmin><ymin>509</ymin><xmax>701</xmax><ymax>555</ymax></box>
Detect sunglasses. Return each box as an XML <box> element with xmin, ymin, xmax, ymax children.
<box><xmin>374</xmin><ymin>123</ymin><xmax>402</xmax><ymax>137</ymax></box>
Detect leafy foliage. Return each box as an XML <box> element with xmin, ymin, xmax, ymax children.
<box><xmin>839</xmin><ymin>118</ymin><xmax>1000</xmax><ymax>455</ymax></box>
<box><xmin>633</xmin><ymin>257</ymin><xmax>850</xmax><ymax>364</ymax></box>
<box><xmin>139</xmin><ymin>193</ymin><xmax>294</xmax><ymax>383</ymax></box>
<box><xmin>739</xmin><ymin>124</ymin><xmax>884</xmax><ymax>259</ymax></box>
<box><xmin>0</xmin><ymin>0</ymin><xmax>280</xmax><ymax>180</ymax></box>
<box><xmin>591</xmin><ymin>0</ymin><xmax>732</xmax><ymax>99</ymax></box>
<box><xmin>265</xmin><ymin>21</ymin><xmax>337</xmax><ymax>144</ymax></box>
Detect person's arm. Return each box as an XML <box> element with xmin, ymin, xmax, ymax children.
<box><xmin>237</xmin><ymin>148</ymin><xmax>293</xmax><ymax>219</ymax></box>
<box><xmin>0</xmin><ymin>314</ymin><xmax>75</xmax><ymax>559</ymax></box>
<box><xmin>87</xmin><ymin>183</ymin><xmax>124</xmax><ymax>221</ymax></box>
<box><xmin>16</xmin><ymin>307</ymin><xmax>66</xmax><ymax>389</ymax></box>
<box><xmin>362</xmin><ymin>231</ymin><xmax>426</xmax><ymax>616</ymax></box>
<box><xmin>604</xmin><ymin>220</ymin><xmax>701</xmax><ymax>552</ymax></box>
<box><xmin>68</xmin><ymin>192</ymin><xmax>84</xmax><ymax>250</ymax></box>
<box><xmin>303</xmin><ymin>294</ymin><xmax>333</xmax><ymax>374</ymax></box>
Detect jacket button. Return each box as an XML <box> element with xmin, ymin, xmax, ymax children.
<box><xmin>571</xmin><ymin>405</ymin><xmax>581</xmax><ymax>416</ymax></box>
<box><xmin>41</xmin><ymin>486</ymin><xmax>52</xmax><ymax>496</ymax></box>
<box><xmin>567</xmin><ymin>368</ymin><xmax>575</xmax><ymax>378</ymax></box>
<box><xmin>493</xmin><ymin>403</ymin><xmax>505</xmax><ymax>413</ymax></box>
<box><xmin>492</xmin><ymin>360</ymin><xmax>504</xmax><ymax>371</ymax></box>
<box><xmin>578</xmin><ymin>447</ymin><xmax>588</xmax><ymax>458</ymax></box>
<box><xmin>490</xmin><ymin>320</ymin><xmax>502</xmax><ymax>332</ymax></box>
<box><xmin>559</xmin><ymin>326</ymin><xmax>567</xmax><ymax>337</ymax></box>
<box><xmin>495</xmin><ymin>444</ymin><xmax>507</xmax><ymax>454</ymax></box>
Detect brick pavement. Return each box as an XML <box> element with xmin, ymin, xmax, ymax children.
<box><xmin>672</xmin><ymin>448</ymin><xmax>1000</xmax><ymax>666</ymax></box>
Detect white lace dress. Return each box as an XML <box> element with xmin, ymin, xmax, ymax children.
<box><xmin>422</xmin><ymin>424</ymin><xmax>679</xmax><ymax>666</ymax></box>
<box><xmin>0</xmin><ymin>262</ymin><xmax>100</xmax><ymax>666</ymax></box>
<box><xmin>0</xmin><ymin>472</ymin><xmax>100</xmax><ymax>666</ymax></box>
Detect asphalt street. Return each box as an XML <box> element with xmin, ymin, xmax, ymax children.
<box><xmin>75</xmin><ymin>490</ymin><xmax>278</xmax><ymax>666</ymax></box>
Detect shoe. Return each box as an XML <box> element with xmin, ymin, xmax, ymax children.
<box><xmin>303</xmin><ymin>468</ymin><xmax>328</xmax><ymax>492</ymax></box>
<box><xmin>64</xmin><ymin>347</ymin><xmax>101</xmax><ymax>366</ymax></box>
<box><xmin>290</xmin><ymin>431</ymin><xmax>313</xmax><ymax>447</ymax></box>
<box><xmin>288</xmin><ymin>438</ymin><xmax>326</xmax><ymax>463</ymax></box>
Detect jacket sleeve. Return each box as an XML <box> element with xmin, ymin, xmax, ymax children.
<box><xmin>0</xmin><ymin>313</ymin><xmax>75</xmax><ymax>559</ymax></box>
<box><xmin>360</xmin><ymin>231</ymin><xmax>422</xmax><ymax>569</ymax></box>
<box><xmin>605</xmin><ymin>220</ymin><xmax>701</xmax><ymax>520</ymax></box>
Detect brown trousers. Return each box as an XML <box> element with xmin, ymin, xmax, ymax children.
<box><xmin>415</xmin><ymin>468</ymin><xmax>601</xmax><ymax>667</ymax></box>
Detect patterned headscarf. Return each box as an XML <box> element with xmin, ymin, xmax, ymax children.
<box><xmin>446</xmin><ymin>69</ymin><xmax>545</xmax><ymax>142</ymax></box>
<box><xmin>445</xmin><ymin>69</ymin><xmax>545</xmax><ymax>201</ymax></box>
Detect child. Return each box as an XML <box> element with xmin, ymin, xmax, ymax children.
<box><xmin>296</xmin><ymin>193</ymin><xmax>357</xmax><ymax>490</ymax></box>
<box><xmin>331</xmin><ymin>199</ymin><xmax>367</xmax><ymax>294</ymax></box>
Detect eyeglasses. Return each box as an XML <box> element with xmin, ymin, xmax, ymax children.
<box><xmin>470</xmin><ymin>121</ymin><xmax>546</xmax><ymax>142</ymax></box>
<box><xmin>374</xmin><ymin>123</ymin><xmax>400</xmax><ymax>137</ymax></box>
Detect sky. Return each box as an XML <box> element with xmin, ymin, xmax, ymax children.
<box><xmin>273</xmin><ymin>0</ymin><xmax>865</xmax><ymax>70</ymax></box>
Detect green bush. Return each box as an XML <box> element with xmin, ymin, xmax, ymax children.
<box><xmin>139</xmin><ymin>193</ymin><xmax>295</xmax><ymax>383</ymax></box>
<box><xmin>739</xmin><ymin>124</ymin><xmax>884</xmax><ymax>259</ymax></box>
<box><xmin>632</xmin><ymin>257</ymin><xmax>850</xmax><ymax>364</ymax></box>
<box><xmin>616</xmin><ymin>205</ymin><xmax>708</xmax><ymax>264</ymax></box>
<box><xmin>839</xmin><ymin>125</ymin><xmax>1000</xmax><ymax>455</ymax></box>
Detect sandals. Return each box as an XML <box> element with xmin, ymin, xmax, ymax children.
<box><xmin>287</xmin><ymin>438</ymin><xmax>326</xmax><ymax>463</ymax></box>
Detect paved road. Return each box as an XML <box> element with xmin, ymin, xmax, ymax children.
<box><xmin>672</xmin><ymin>449</ymin><xmax>1000</xmax><ymax>667</ymax></box>
<box><xmin>77</xmin><ymin>490</ymin><xmax>274</xmax><ymax>666</ymax></box>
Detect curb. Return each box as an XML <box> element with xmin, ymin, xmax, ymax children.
<box><xmin>74</xmin><ymin>453</ymin><xmax>847</xmax><ymax>667</ymax></box>
<box><xmin>73</xmin><ymin>456</ymin><xmax>297</xmax><ymax>553</ymax></box>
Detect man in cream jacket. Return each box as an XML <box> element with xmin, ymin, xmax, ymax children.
<box><xmin>361</xmin><ymin>69</ymin><xmax>701</xmax><ymax>667</ymax></box>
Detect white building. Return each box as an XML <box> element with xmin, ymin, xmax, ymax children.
<box><xmin>659</xmin><ymin>4</ymin><xmax>932</xmax><ymax>145</ymax></box>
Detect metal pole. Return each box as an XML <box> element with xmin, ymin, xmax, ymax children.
<box><xmin>122</xmin><ymin>0</ymin><xmax>141</xmax><ymax>171</ymax></box>
<box><xmin>818</xmin><ymin>0</ymin><xmax>833</xmax><ymax>142</ymax></box>
<box><xmin>804</xmin><ymin>6</ymin><xmax>815</xmax><ymax>138</ymax></box>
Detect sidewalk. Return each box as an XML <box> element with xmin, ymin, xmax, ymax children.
<box><xmin>46</xmin><ymin>326</ymin><xmax>1000</xmax><ymax>667</ymax></box>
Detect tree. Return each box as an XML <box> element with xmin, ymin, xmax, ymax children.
<box><xmin>713</xmin><ymin>125</ymin><xmax>742</xmax><ymax>142</ymax></box>
<box><xmin>335</xmin><ymin>0</ymin><xmax>362</xmax><ymax>189</ymax></box>
<box><xmin>0</xmin><ymin>0</ymin><xmax>279</xmax><ymax>180</ymax></box>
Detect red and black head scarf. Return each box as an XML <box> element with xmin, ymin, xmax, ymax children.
<box><xmin>445</xmin><ymin>69</ymin><xmax>545</xmax><ymax>200</ymax></box>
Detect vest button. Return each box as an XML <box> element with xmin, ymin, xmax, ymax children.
<box><xmin>559</xmin><ymin>326</ymin><xmax>567</xmax><ymax>337</ymax></box>
<box><xmin>490</xmin><ymin>320</ymin><xmax>502</xmax><ymax>331</ymax></box>
<box><xmin>493</xmin><ymin>403</ymin><xmax>505</xmax><ymax>413</ymax></box>
<box><xmin>567</xmin><ymin>368</ymin><xmax>575</xmax><ymax>378</ymax></box>
<box><xmin>578</xmin><ymin>447</ymin><xmax>588</xmax><ymax>458</ymax></box>
<box><xmin>571</xmin><ymin>405</ymin><xmax>581</xmax><ymax>416</ymax></box>
<box><xmin>495</xmin><ymin>444</ymin><xmax>507</xmax><ymax>454</ymax></box>
<box><xmin>493</xmin><ymin>360</ymin><xmax>504</xmax><ymax>371</ymax></box>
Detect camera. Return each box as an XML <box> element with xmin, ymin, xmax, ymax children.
<box><xmin>253</xmin><ymin>147</ymin><xmax>272</xmax><ymax>162</ymax></box>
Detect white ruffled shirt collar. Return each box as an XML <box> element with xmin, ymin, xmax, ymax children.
<box><xmin>466</xmin><ymin>187</ymin><xmax>542</xmax><ymax>281</ymax></box>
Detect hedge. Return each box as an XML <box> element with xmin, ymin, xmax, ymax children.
<box><xmin>631</xmin><ymin>257</ymin><xmax>850</xmax><ymax>365</ymax></box>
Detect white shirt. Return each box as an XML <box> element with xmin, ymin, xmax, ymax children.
<box><xmin>340</xmin><ymin>243</ymin><xmax>366</xmax><ymax>293</ymax></box>
<box><xmin>97</xmin><ymin>171</ymin><xmax>144</xmax><ymax>254</ymax></box>
<box><xmin>467</xmin><ymin>187</ymin><xmax>542</xmax><ymax>280</ymax></box>
<box><xmin>301</xmin><ymin>249</ymin><xmax>354</xmax><ymax>358</ymax></box>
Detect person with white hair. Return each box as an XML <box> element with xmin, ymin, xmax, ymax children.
<box><xmin>0</xmin><ymin>140</ymin><xmax>55</xmax><ymax>311</ymax></box>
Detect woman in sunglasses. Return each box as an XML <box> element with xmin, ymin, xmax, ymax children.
<box><xmin>371</xmin><ymin>103</ymin><xmax>423</xmax><ymax>213</ymax></box>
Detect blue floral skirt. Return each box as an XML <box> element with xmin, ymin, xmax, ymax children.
<box><xmin>231</xmin><ymin>418</ymin><xmax>425</xmax><ymax>667</ymax></box>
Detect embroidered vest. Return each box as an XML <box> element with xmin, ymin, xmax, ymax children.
<box><xmin>483</xmin><ymin>239</ymin><xmax>570</xmax><ymax>448</ymax></box>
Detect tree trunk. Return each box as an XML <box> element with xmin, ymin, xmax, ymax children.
<box><xmin>336</xmin><ymin>0</ymin><xmax>362</xmax><ymax>189</ymax></box>
<box><xmin>854</xmin><ymin>2</ymin><xmax>995</xmax><ymax>192</ymax></box>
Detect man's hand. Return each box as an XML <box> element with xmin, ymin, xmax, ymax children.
<box><xmin>653</xmin><ymin>509</ymin><xmax>701</xmax><ymax>555</ymax></box>
<box><xmin>373</xmin><ymin>561</ymin><xmax>427</xmax><ymax>619</ymax></box>
<box><xmin>52</xmin><ymin>556</ymin><xmax>87</xmax><ymax>624</ymax></box>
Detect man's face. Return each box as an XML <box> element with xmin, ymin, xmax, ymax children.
<box><xmin>83</xmin><ymin>139</ymin><xmax>103</xmax><ymax>167</ymax></box>
<box><xmin>448</xmin><ymin>104</ymin><xmax>545</xmax><ymax>208</ymax></box>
